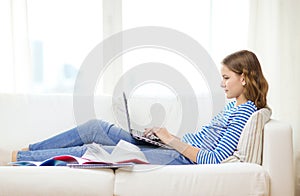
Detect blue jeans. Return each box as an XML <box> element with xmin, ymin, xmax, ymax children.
<box><xmin>17</xmin><ymin>119</ymin><xmax>194</xmax><ymax>165</ymax></box>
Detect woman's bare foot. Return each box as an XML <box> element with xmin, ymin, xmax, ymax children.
<box><xmin>11</xmin><ymin>150</ymin><xmax>18</xmax><ymax>162</ymax></box>
<box><xmin>21</xmin><ymin>147</ymin><xmax>29</xmax><ymax>151</ymax></box>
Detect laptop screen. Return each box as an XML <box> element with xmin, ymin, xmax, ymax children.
<box><xmin>122</xmin><ymin>92</ymin><xmax>132</xmax><ymax>132</ymax></box>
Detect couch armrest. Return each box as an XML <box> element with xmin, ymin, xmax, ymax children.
<box><xmin>262</xmin><ymin>119</ymin><xmax>294</xmax><ymax>196</ymax></box>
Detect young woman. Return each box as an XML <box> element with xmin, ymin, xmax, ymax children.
<box><xmin>12</xmin><ymin>50</ymin><xmax>268</xmax><ymax>165</ymax></box>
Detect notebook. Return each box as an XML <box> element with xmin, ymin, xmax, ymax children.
<box><xmin>67</xmin><ymin>162</ymin><xmax>134</xmax><ymax>169</ymax></box>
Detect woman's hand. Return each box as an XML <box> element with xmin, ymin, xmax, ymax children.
<box><xmin>144</xmin><ymin>127</ymin><xmax>200</xmax><ymax>163</ymax></box>
<box><xmin>145</xmin><ymin>127</ymin><xmax>200</xmax><ymax>163</ymax></box>
<box><xmin>144</xmin><ymin>127</ymin><xmax>174</xmax><ymax>145</ymax></box>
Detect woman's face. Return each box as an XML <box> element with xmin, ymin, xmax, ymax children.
<box><xmin>220</xmin><ymin>64</ymin><xmax>246</xmax><ymax>101</ymax></box>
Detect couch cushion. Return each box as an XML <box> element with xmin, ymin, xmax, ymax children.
<box><xmin>222</xmin><ymin>107</ymin><xmax>272</xmax><ymax>164</ymax></box>
<box><xmin>114</xmin><ymin>163</ymin><xmax>269</xmax><ymax>196</ymax></box>
<box><xmin>0</xmin><ymin>166</ymin><xmax>115</xmax><ymax>196</ymax></box>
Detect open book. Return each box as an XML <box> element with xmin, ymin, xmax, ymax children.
<box><xmin>10</xmin><ymin>140</ymin><xmax>149</xmax><ymax>168</ymax></box>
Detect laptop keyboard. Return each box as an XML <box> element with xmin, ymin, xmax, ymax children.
<box><xmin>131</xmin><ymin>129</ymin><xmax>173</xmax><ymax>149</ymax></box>
<box><xmin>131</xmin><ymin>129</ymin><xmax>161</xmax><ymax>141</ymax></box>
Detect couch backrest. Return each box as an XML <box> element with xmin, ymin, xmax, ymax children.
<box><xmin>0</xmin><ymin>93</ymin><xmax>212</xmax><ymax>164</ymax></box>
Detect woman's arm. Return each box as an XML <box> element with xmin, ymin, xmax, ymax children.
<box><xmin>145</xmin><ymin>103</ymin><xmax>256</xmax><ymax>164</ymax></box>
<box><xmin>145</xmin><ymin>127</ymin><xmax>200</xmax><ymax>163</ymax></box>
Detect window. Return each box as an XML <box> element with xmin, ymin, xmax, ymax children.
<box><xmin>27</xmin><ymin>0</ymin><xmax>103</xmax><ymax>93</ymax></box>
<box><xmin>0</xmin><ymin>0</ymin><xmax>249</xmax><ymax>94</ymax></box>
<box><xmin>119</xmin><ymin>0</ymin><xmax>249</xmax><ymax>97</ymax></box>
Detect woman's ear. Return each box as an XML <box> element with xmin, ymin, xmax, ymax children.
<box><xmin>240</xmin><ymin>73</ymin><xmax>246</xmax><ymax>86</ymax></box>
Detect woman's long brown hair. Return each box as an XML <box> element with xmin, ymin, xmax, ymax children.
<box><xmin>222</xmin><ymin>50</ymin><xmax>268</xmax><ymax>109</ymax></box>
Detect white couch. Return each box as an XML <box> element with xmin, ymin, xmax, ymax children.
<box><xmin>0</xmin><ymin>94</ymin><xmax>294</xmax><ymax>196</ymax></box>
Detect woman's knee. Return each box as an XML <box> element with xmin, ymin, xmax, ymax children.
<box><xmin>77</xmin><ymin>119</ymin><xmax>116</xmax><ymax>145</ymax></box>
<box><xmin>84</xmin><ymin>119</ymin><xmax>113</xmax><ymax>129</ymax></box>
<box><xmin>77</xmin><ymin>119</ymin><xmax>103</xmax><ymax>143</ymax></box>
<box><xmin>84</xmin><ymin>119</ymin><xmax>103</xmax><ymax>126</ymax></box>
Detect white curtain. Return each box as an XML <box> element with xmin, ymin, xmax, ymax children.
<box><xmin>0</xmin><ymin>0</ymin><xmax>31</xmax><ymax>93</ymax></box>
<box><xmin>248</xmin><ymin>0</ymin><xmax>300</xmax><ymax>194</ymax></box>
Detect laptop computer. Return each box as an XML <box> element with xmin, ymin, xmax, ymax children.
<box><xmin>122</xmin><ymin>92</ymin><xmax>171</xmax><ymax>149</ymax></box>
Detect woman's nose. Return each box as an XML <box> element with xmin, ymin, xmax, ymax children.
<box><xmin>220</xmin><ymin>81</ymin><xmax>225</xmax><ymax>88</ymax></box>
